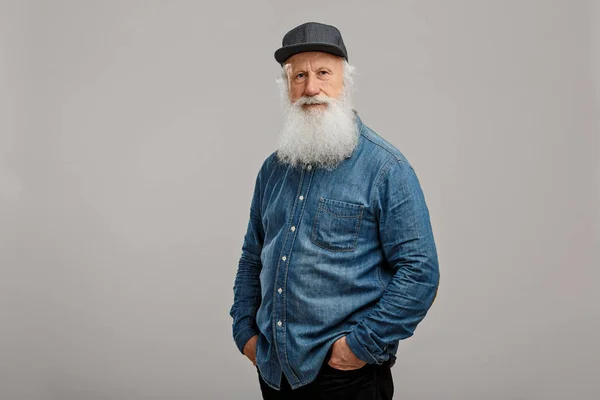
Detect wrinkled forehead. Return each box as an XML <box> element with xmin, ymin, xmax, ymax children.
<box><xmin>282</xmin><ymin>52</ymin><xmax>344</xmax><ymax>75</ymax></box>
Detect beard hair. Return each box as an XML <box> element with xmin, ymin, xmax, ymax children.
<box><xmin>274</xmin><ymin>66</ymin><xmax>358</xmax><ymax>171</ymax></box>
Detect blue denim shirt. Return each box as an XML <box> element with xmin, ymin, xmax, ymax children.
<box><xmin>229</xmin><ymin>112</ymin><xmax>439</xmax><ymax>390</ymax></box>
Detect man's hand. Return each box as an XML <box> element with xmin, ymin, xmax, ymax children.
<box><xmin>242</xmin><ymin>335</ymin><xmax>258</xmax><ymax>366</ymax></box>
<box><xmin>327</xmin><ymin>336</ymin><xmax>368</xmax><ymax>371</ymax></box>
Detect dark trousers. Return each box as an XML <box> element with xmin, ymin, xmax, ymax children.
<box><xmin>257</xmin><ymin>352</ymin><xmax>394</xmax><ymax>400</ymax></box>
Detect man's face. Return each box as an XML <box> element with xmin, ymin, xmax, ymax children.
<box><xmin>284</xmin><ymin>52</ymin><xmax>345</xmax><ymax>111</ymax></box>
<box><xmin>275</xmin><ymin>51</ymin><xmax>357</xmax><ymax>171</ymax></box>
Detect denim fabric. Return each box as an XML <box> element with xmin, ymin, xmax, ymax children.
<box><xmin>229</xmin><ymin>112</ymin><xmax>440</xmax><ymax>390</ymax></box>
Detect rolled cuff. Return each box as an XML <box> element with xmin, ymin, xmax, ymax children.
<box><xmin>345</xmin><ymin>329</ymin><xmax>388</xmax><ymax>365</ymax></box>
<box><xmin>234</xmin><ymin>325</ymin><xmax>259</xmax><ymax>355</ymax></box>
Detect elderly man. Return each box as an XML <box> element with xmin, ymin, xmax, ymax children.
<box><xmin>229</xmin><ymin>22</ymin><xmax>439</xmax><ymax>399</ymax></box>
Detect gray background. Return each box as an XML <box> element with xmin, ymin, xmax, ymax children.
<box><xmin>1</xmin><ymin>0</ymin><xmax>599</xmax><ymax>399</ymax></box>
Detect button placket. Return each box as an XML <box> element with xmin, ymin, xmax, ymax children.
<box><xmin>273</xmin><ymin>164</ymin><xmax>314</xmax><ymax>386</ymax></box>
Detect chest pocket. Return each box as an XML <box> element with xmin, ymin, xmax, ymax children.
<box><xmin>310</xmin><ymin>197</ymin><xmax>364</xmax><ymax>252</ymax></box>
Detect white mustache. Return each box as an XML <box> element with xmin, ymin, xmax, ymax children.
<box><xmin>294</xmin><ymin>95</ymin><xmax>333</xmax><ymax>106</ymax></box>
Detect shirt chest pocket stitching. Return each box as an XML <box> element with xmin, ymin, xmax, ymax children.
<box><xmin>310</xmin><ymin>197</ymin><xmax>364</xmax><ymax>252</ymax></box>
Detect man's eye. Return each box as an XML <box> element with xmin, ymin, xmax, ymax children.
<box><xmin>318</xmin><ymin>71</ymin><xmax>329</xmax><ymax>75</ymax></box>
<box><xmin>296</xmin><ymin>73</ymin><xmax>305</xmax><ymax>79</ymax></box>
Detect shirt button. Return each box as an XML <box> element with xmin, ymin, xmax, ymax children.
<box><xmin>277</xmin><ymin>321</ymin><xmax>282</xmax><ymax>327</ymax></box>
<box><xmin>277</xmin><ymin>288</ymin><xmax>282</xmax><ymax>294</ymax></box>
<box><xmin>282</xmin><ymin>256</ymin><xmax>286</xmax><ymax>261</ymax></box>
<box><xmin>307</xmin><ymin>165</ymin><xmax>312</xmax><ymax>170</ymax></box>
<box><xmin>291</xmin><ymin>226</ymin><xmax>295</xmax><ymax>231</ymax></box>
<box><xmin>299</xmin><ymin>195</ymin><xmax>304</xmax><ymax>200</ymax></box>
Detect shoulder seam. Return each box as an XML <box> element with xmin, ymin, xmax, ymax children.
<box><xmin>360</xmin><ymin>128</ymin><xmax>407</xmax><ymax>163</ymax></box>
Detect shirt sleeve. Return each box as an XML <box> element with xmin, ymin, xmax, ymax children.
<box><xmin>229</xmin><ymin>167</ymin><xmax>265</xmax><ymax>354</ymax></box>
<box><xmin>345</xmin><ymin>158</ymin><xmax>440</xmax><ymax>364</ymax></box>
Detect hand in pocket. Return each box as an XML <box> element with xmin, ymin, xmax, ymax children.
<box><xmin>327</xmin><ymin>336</ymin><xmax>367</xmax><ymax>371</ymax></box>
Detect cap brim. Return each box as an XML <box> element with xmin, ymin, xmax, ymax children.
<box><xmin>274</xmin><ymin>43</ymin><xmax>347</xmax><ymax>65</ymax></box>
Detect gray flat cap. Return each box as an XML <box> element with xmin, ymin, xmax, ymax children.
<box><xmin>274</xmin><ymin>22</ymin><xmax>348</xmax><ymax>65</ymax></box>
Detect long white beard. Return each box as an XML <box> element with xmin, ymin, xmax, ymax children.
<box><xmin>275</xmin><ymin>89</ymin><xmax>358</xmax><ymax>171</ymax></box>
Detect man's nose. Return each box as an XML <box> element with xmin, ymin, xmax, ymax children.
<box><xmin>304</xmin><ymin>74</ymin><xmax>320</xmax><ymax>96</ymax></box>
